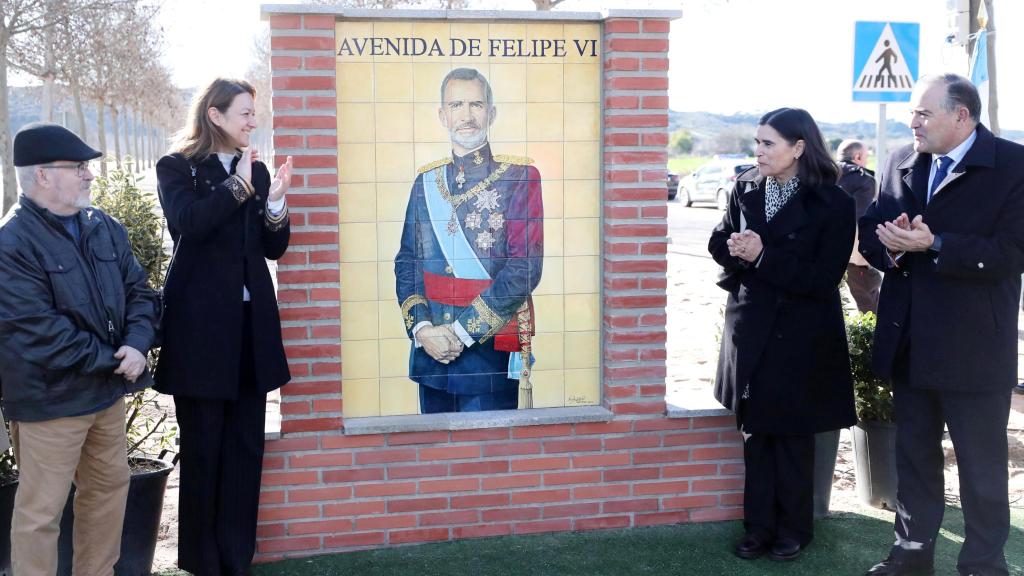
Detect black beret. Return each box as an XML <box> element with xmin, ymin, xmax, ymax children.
<box><xmin>13</xmin><ymin>122</ymin><xmax>102</xmax><ymax>167</ymax></box>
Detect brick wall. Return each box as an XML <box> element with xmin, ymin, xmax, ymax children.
<box><xmin>260</xmin><ymin>9</ymin><xmax>743</xmax><ymax>561</ymax></box>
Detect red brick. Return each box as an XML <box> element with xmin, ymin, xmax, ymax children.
<box><xmin>280</xmin><ymin>400</ymin><xmax>309</xmax><ymax>415</ymax></box>
<box><xmin>452</xmin><ymin>494</ymin><xmax>509</xmax><ymax>509</ymax></box>
<box><xmin>641</xmin><ymin>205</ymin><xmax>668</xmax><ymax>219</ymax></box>
<box><xmin>321</xmin><ymin>434</ymin><xmax>385</xmax><ymax>449</ymax></box>
<box><xmin>692</xmin><ymin>446</ymin><xmax>744</xmax><ymax>461</ymax></box>
<box><xmin>482</xmin><ymin>474</ymin><xmax>541</xmax><ymax>490</ymax></box>
<box><xmin>257</xmin><ymin>536</ymin><xmax>320</xmax><ymax>554</ymax></box>
<box><xmin>420</xmin><ymin>510</ymin><xmax>479</xmax><ymax>526</ymax></box>
<box><xmin>265</xmin><ymin>436</ymin><xmax>318</xmax><ymax>453</ymax></box>
<box><xmin>643</xmin><ymin>19</ymin><xmax>671</xmax><ymax>33</ymax></box>
<box><xmin>451</xmin><ymin>428</ymin><xmax>510</xmax><ymax>442</ymax></box>
<box><xmin>574</xmin><ymin>485</ymin><xmax>630</xmax><ymax>500</ymax></box>
<box><xmin>454</xmin><ymin>524</ymin><xmax>512</xmax><ymax>539</ymax></box>
<box><xmin>633</xmin><ymin>419</ymin><xmax>692</xmax><ymax>432</ymax></box>
<box><xmin>385</xmin><ymin>463</ymin><xmax>449</xmax><ymax>480</ymax></box>
<box><xmin>604</xmin><ymin>19</ymin><xmax>640</xmax><ymax>33</ymax></box>
<box><xmin>514</xmin><ymin>519</ymin><xmax>572</xmax><ymax>535</ymax></box>
<box><xmin>289</xmin><ymin>452</ymin><xmax>352</xmax><ymax>469</ymax></box>
<box><xmin>608</xmin><ymin>38</ymin><xmax>669</xmax><ymax>52</ymax></box>
<box><xmin>606</xmin><ymin>96</ymin><xmax>639</xmax><ymax>109</ymax></box>
<box><xmin>605</xmin><ymin>242</ymin><xmax>638</xmax><ymax>256</ymax></box>
<box><xmin>605</xmin><ymin>169</ymin><xmax>638</xmax><ymax>183</ymax></box>
<box><xmin>355</xmin><ymin>515</ymin><xmax>417</xmax><ymax>531</ymax></box>
<box><xmin>420</xmin><ymin>445</ymin><xmax>480</xmax><ymax>461</ymax></box>
<box><xmin>511</xmin><ymin>457</ymin><xmax>570</xmax><ymax>472</ymax></box>
<box><xmin>692</xmin><ymin>478</ymin><xmax>744</xmax><ymax>492</ymax></box>
<box><xmin>273</xmin><ymin>95</ymin><xmax>302</xmax><ymax>110</ymax></box>
<box><xmin>662</xmin><ymin>432</ymin><xmax>719</xmax><ymax>447</ymax></box>
<box><xmin>634</xmin><ymin>480</ymin><xmax>690</xmax><ymax>496</ymax></box>
<box><xmin>721</xmin><ymin>492</ymin><xmax>745</xmax><ymax>506</ymax></box>
<box><xmin>603</xmin><ymin>498</ymin><xmax>660</xmax><ymax>513</ymax></box>
<box><xmin>572</xmin><ymin>453</ymin><xmax>631</xmax><ymax>468</ymax></box>
<box><xmin>607</xmin><ymin>76</ymin><xmax>670</xmax><ymax>92</ymax></box>
<box><xmin>606</xmin><ymin>330</ymin><xmax>667</xmax><ymax>345</ymax></box>
<box><xmin>303</xmin><ymin>14</ymin><xmax>335</xmax><ymax>29</ymax></box>
<box><xmin>636</xmin><ymin>511</ymin><xmax>689</xmax><ymax>527</ymax></box>
<box><xmin>605</xmin><ymin>57</ymin><xmax>639</xmax><ymax>71</ymax></box>
<box><xmin>269</xmin><ymin>14</ymin><xmax>300</xmax><ymax>29</ymax></box>
<box><xmin>605</xmin><ymin>435</ymin><xmax>660</xmax><ymax>450</ymax></box>
<box><xmin>288</xmin><ymin>518</ymin><xmax>354</xmax><ymax>536</ymax></box>
<box><xmin>543</xmin><ymin>438</ymin><xmax>601</xmax><ymax>453</ymax></box>
<box><xmin>642</xmin><ymin>95</ymin><xmax>670</xmax><ymax>109</ymax></box>
<box><xmin>640</xmin><ymin>384</ymin><xmax>666</xmax><ymax>396</ymax></box>
<box><xmin>323</xmin><ymin>501</ymin><xmax>386</xmax><ymax>517</ymax></box>
<box><xmin>605</xmin><ymin>187</ymin><xmax>666</xmax><ymax>201</ymax></box>
<box><xmin>542</xmin><ymin>502</ymin><xmax>600</xmax><ymax>518</ymax></box>
<box><xmin>310</xmin><ymin>249</ymin><xmax>340</xmax><ymax>264</ymax></box>
<box><xmin>353</xmin><ymin>482</ymin><xmax>416</xmax><ymax>497</ymax></box>
<box><xmin>262</xmin><ymin>471</ymin><xmax>318</xmax><ymax>486</ymax></box>
<box><xmin>693</xmin><ymin>416</ymin><xmax>737</xmax><ymax>429</ymax></box>
<box><xmin>605</xmin><ymin>133</ymin><xmax>639</xmax><ymax>146</ymax></box>
<box><xmin>311</xmin><ymin>362</ymin><xmax>341</xmax><ymax>376</ymax></box>
<box><xmin>311</xmin><ymin>399</ymin><xmax>339</xmax><ymax>413</ymax></box>
<box><xmin>633</xmin><ymin>449</ymin><xmax>689</xmax><ymax>465</ymax></box>
<box><xmin>607</xmin><ymin>349</ymin><xmax>638</xmax><ymax>362</ymax></box>
<box><xmin>420</xmin><ymin>478</ymin><xmax>479</xmax><ymax>493</ymax></box>
<box><xmin>278</xmin><ymin>270</ymin><xmax>338</xmax><ymax>286</ymax></box>
<box><xmin>387</xmin><ymin>497</ymin><xmax>448</xmax><ymax>513</ymax></box>
<box><xmin>281</xmin><ymin>416</ymin><xmax>342</xmax><ymax>435</ymax></box>
<box><xmin>482</xmin><ymin>442</ymin><xmax>541</xmax><ymax>457</ymax></box>
<box><xmin>575</xmin><ymin>516</ymin><xmax>631</xmax><ymax>531</ymax></box>
<box><xmin>574</xmin><ymin>421</ymin><xmax>630</xmax><ymax>435</ymax></box>
<box><xmin>605</xmin><ymin>114</ymin><xmax>669</xmax><ymax>128</ymax></box>
<box><xmin>388</xmin><ymin>431</ymin><xmax>450</xmax><ymax>446</ymax></box>
<box><xmin>663</xmin><ymin>495</ymin><xmax>719</xmax><ymax>510</ymax></box>
<box><xmin>689</xmin><ymin>508</ymin><xmax>745</xmax><ymax>522</ymax></box>
<box><xmin>258</xmin><ymin>505</ymin><xmax>319</xmax><ymax>522</ymax></box>
<box><xmin>603</xmin><ymin>467</ymin><xmax>659</xmax><ymax>482</ymax></box>
<box><xmin>308</xmin><ymin>174</ymin><xmax>340</xmax><ymax>187</ymax></box>
<box><xmin>324</xmin><ymin>532</ymin><xmax>386</xmax><ymax>548</ymax></box>
<box><xmin>451</xmin><ymin>460</ymin><xmax>509</xmax><ymax>476</ymax></box>
<box><xmin>263</xmin><ymin>455</ymin><xmax>285</xmax><ymax>470</ymax></box>
<box><xmin>605</xmin><ymin>206</ymin><xmax>639</xmax><ymax>220</ymax></box>
<box><xmin>282</xmin><ymin>380</ymin><xmax>338</xmax><ymax>397</ymax></box>
<box><xmin>611</xmin><ymin>401</ymin><xmax>666</xmax><ymax>416</ymax></box>
<box><xmin>260</xmin><ymin>489</ymin><xmax>286</xmax><ymax>505</ymax></box>
<box><xmin>721</xmin><ymin>463</ymin><xmax>745</xmax><ymax>476</ymax></box>
<box><xmin>605</xmin><ymin>294</ymin><xmax>667</xmax><ymax>307</ymax></box>
<box><xmin>662</xmin><ymin>463</ymin><xmax>718</xmax><ymax>478</ymax></box>
<box><xmin>482</xmin><ymin>508</ymin><xmax>541</xmax><ymax>522</ymax></box>
<box><xmin>643</xmin><ymin>133</ymin><xmax>670</xmax><ymax>146</ymax></box>
<box><xmin>257</xmin><ymin>523</ymin><xmax>285</xmax><ymax>538</ymax></box>
<box><xmin>512</xmin><ymin>424</ymin><xmax>573</xmax><ymax>439</ymax></box>
<box><xmin>307</xmin><ymin>135</ymin><xmax>337</xmax><ymax>149</ymax></box>
<box><xmin>288</xmin><ymin>193</ymin><xmax>338</xmax><ymax>207</ymax></box>
<box><xmin>291</xmin><ymin>155</ymin><xmax>338</xmax><ymax>169</ymax></box>
<box><xmin>311</xmin><ymin>325</ymin><xmax>341</xmax><ymax>339</ymax></box>
<box><xmin>543</xmin><ymin>470</ymin><xmax>601</xmax><ymax>486</ymax></box>
<box><xmin>606</xmin><ymin>151</ymin><xmax>667</xmax><ymax>165</ymax></box>
<box><xmin>273</xmin><ymin>115</ymin><xmax>336</xmax><ymax>130</ymax></box>
<box><xmin>322</xmin><ymin>468</ymin><xmax>385</xmax><ymax>483</ymax></box>
<box><xmin>605</xmin><ymin>365</ymin><xmax>666</xmax><ymax>380</ymax></box>
<box><xmin>271</xmin><ymin>36</ymin><xmax>335</xmax><ymax>50</ymax></box>
<box><xmin>354</xmin><ymin>448</ymin><xmax>416</xmax><ymax>465</ymax></box>
<box><xmin>511</xmin><ymin>490</ymin><xmax>570</xmax><ymax>505</ymax></box>
<box><xmin>304</xmin><ymin>57</ymin><xmax>336</xmax><ymax>71</ymax></box>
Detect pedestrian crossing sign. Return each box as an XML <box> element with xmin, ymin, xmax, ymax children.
<box><xmin>852</xmin><ymin>21</ymin><xmax>920</xmax><ymax>102</ymax></box>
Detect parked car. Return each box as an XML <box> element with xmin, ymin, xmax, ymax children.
<box><xmin>678</xmin><ymin>158</ymin><xmax>756</xmax><ymax>209</ymax></box>
<box><xmin>667</xmin><ymin>171</ymin><xmax>680</xmax><ymax>200</ymax></box>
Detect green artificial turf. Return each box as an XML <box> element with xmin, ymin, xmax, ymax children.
<box><xmin>154</xmin><ymin>506</ymin><xmax>1022</xmax><ymax>576</ymax></box>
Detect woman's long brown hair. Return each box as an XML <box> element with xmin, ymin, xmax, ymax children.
<box><xmin>170</xmin><ymin>78</ymin><xmax>255</xmax><ymax>160</ymax></box>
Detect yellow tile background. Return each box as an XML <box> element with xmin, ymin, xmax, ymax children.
<box><xmin>337</xmin><ymin>20</ymin><xmax>603</xmax><ymax>418</ymax></box>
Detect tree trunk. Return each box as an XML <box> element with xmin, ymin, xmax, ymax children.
<box><xmin>72</xmin><ymin>81</ymin><xmax>87</xmax><ymax>141</ymax></box>
<box><xmin>0</xmin><ymin>35</ymin><xmax>18</xmax><ymax>215</ymax></box>
<box><xmin>133</xmin><ymin>109</ymin><xmax>141</xmax><ymax>173</ymax></box>
<box><xmin>111</xmin><ymin>105</ymin><xmax>121</xmax><ymax>169</ymax></box>
<box><xmin>985</xmin><ymin>0</ymin><xmax>1000</xmax><ymax>135</ymax></box>
<box><xmin>97</xmin><ymin>102</ymin><xmax>108</xmax><ymax>177</ymax></box>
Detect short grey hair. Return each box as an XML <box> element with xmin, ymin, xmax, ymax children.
<box><xmin>836</xmin><ymin>139</ymin><xmax>865</xmax><ymax>162</ymax></box>
<box><xmin>15</xmin><ymin>165</ymin><xmax>39</xmax><ymax>194</ymax></box>
<box><xmin>920</xmin><ymin>73</ymin><xmax>982</xmax><ymax>123</ymax></box>
<box><xmin>439</xmin><ymin>67</ymin><xmax>493</xmax><ymax>108</ymax></box>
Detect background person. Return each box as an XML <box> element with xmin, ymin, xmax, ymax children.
<box><xmin>155</xmin><ymin>78</ymin><xmax>293</xmax><ymax>576</ymax></box>
<box><xmin>837</xmin><ymin>138</ymin><xmax>881</xmax><ymax>313</ymax></box>
<box><xmin>859</xmin><ymin>74</ymin><xmax>1024</xmax><ymax>576</ymax></box>
<box><xmin>0</xmin><ymin>122</ymin><xmax>158</xmax><ymax>576</ymax></box>
<box><xmin>709</xmin><ymin>107</ymin><xmax>856</xmax><ymax>562</ymax></box>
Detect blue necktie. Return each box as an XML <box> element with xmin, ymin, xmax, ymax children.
<box><xmin>928</xmin><ymin>156</ymin><xmax>952</xmax><ymax>203</ymax></box>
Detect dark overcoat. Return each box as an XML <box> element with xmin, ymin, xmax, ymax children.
<box><xmin>709</xmin><ymin>169</ymin><xmax>857</xmax><ymax>434</ymax></box>
<box><xmin>154</xmin><ymin>153</ymin><xmax>291</xmax><ymax>399</ymax></box>
<box><xmin>858</xmin><ymin>125</ymin><xmax>1024</xmax><ymax>390</ymax></box>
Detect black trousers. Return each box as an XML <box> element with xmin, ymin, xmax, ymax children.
<box><xmin>889</xmin><ymin>375</ymin><xmax>1012</xmax><ymax>576</ymax></box>
<box><xmin>174</xmin><ymin>308</ymin><xmax>267</xmax><ymax>576</ymax></box>
<box><xmin>742</xmin><ymin>432</ymin><xmax>815</xmax><ymax>546</ymax></box>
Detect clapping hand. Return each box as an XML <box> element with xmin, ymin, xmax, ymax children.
<box><xmin>876</xmin><ymin>213</ymin><xmax>934</xmax><ymax>253</ymax></box>
<box><xmin>235</xmin><ymin>147</ymin><xmax>254</xmax><ymax>186</ymax></box>
<box><xmin>419</xmin><ymin>324</ymin><xmax>464</xmax><ymax>364</ymax></box>
<box><xmin>269</xmin><ymin>155</ymin><xmax>293</xmax><ymax>203</ymax></box>
<box><xmin>727</xmin><ymin>229</ymin><xmax>764</xmax><ymax>263</ymax></box>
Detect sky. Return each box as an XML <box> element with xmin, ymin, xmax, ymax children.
<box><xmin>154</xmin><ymin>0</ymin><xmax>1023</xmax><ymax>130</ymax></box>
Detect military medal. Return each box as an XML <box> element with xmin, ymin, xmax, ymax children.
<box><xmin>473</xmin><ymin>150</ymin><xmax>484</xmax><ymax>165</ymax></box>
<box><xmin>455</xmin><ymin>164</ymin><xmax>466</xmax><ymax>189</ymax></box>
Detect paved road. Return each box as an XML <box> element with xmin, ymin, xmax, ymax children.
<box><xmin>667</xmin><ymin>196</ymin><xmax>723</xmax><ymax>257</ymax></box>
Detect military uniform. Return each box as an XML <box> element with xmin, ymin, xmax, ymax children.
<box><xmin>395</xmin><ymin>143</ymin><xmax>543</xmax><ymax>413</ymax></box>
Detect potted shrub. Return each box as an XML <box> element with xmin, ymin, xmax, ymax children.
<box><xmin>0</xmin><ymin>165</ymin><xmax>176</xmax><ymax>576</ymax></box>
<box><xmin>846</xmin><ymin>311</ymin><xmax>898</xmax><ymax>510</ymax></box>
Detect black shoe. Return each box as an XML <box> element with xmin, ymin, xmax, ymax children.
<box><xmin>865</xmin><ymin>556</ymin><xmax>935</xmax><ymax>576</ymax></box>
<box><xmin>769</xmin><ymin>537</ymin><xmax>802</xmax><ymax>561</ymax></box>
<box><xmin>733</xmin><ymin>533</ymin><xmax>769</xmax><ymax>559</ymax></box>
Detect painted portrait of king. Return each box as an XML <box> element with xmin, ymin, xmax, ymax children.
<box><xmin>394</xmin><ymin>67</ymin><xmax>544</xmax><ymax>414</ymax></box>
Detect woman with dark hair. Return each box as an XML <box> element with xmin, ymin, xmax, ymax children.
<box><xmin>708</xmin><ymin>107</ymin><xmax>857</xmax><ymax>561</ymax></box>
<box><xmin>155</xmin><ymin>78</ymin><xmax>293</xmax><ymax>576</ymax></box>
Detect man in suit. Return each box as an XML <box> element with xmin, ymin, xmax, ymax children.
<box><xmin>394</xmin><ymin>67</ymin><xmax>544</xmax><ymax>414</ymax></box>
<box><xmin>859</xmin><ymin>74</ymin><xmax>1024</xmax><ymax>576</ymax></box>
<box><xmin>837</xmin><ymin>139</ymin><xmax>880</xmax><ymax>312</ymax></box>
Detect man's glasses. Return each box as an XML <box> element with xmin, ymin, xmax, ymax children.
<box><xmin>40</xmin><ymin>161</ymin><xmax>96</xmax><ymax>178</ymax></box>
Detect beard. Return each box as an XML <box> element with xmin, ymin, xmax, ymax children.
<box><xmin>449</xmin><ymin>122</ymin><xmax>488</xmax><ymax>151</ymax></box>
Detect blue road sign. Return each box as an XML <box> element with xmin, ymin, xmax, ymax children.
<box><xmin>852</xmin><ymin>21</ymin><xmax>920</xmax><ymax>102</ymax></box>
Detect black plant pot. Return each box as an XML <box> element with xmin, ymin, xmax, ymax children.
<box><xmin>0</xmin><ymin>457</ymin><xmax>173</xmax><ymax>576</ymax></box>
<box><xmin>852</xmin><ymin>420</ymin><xmax>899</xmax><ymax>510</ymax></box>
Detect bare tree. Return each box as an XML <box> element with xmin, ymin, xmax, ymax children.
<box><xmin>308</xmin><ymin>0</ymin><xmax>468</xmax><ymax>8</ymax></box>
<box><xmin>532</xmin><ymin>0</ymin><xmax>566</xmax><ymax>9</ymax></box>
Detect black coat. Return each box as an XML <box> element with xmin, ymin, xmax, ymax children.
<box><xmin>858</xmin><ymin>125</ymin><xmax>1024</xmax><ymax>391</ymax></box>
<box><xmin>154</xmin><ymin>153</ymin><xmax>291</xmax><ymax>399</ymax></box>
<box><xmin>838</xmin><ymin>161</ymin><xmax>876</xmax><ymax>219</ymax></box>
<box><xmin>709</xmin><ymin>170</ymin><xmax>857</xmax><ymax>434</ymax></box>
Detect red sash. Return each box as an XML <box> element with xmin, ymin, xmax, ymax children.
<box><xmin>422</xmin><ymin>270</ymin><xmax>533</xmax><ymax>352</ymax></box>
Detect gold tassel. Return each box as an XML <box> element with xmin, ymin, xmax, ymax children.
<box><xmin>516</xmin><ymin>301</ymin><xmax>534</xmax><ymax>409</ymax></box>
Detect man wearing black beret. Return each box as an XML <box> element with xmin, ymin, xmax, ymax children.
<box><xmin>0</xmin><ymin>122</ymin><xmax>158</xmax><ymax>576</ymax></box>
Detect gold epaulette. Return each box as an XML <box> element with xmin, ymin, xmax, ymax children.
<box><xmin>417</xmin><ymin>157</ymin><xmax>453</xmax><ymax>174</ymax></box>
<box><xmin>493</xmin><ymin>154</ymin><xmax>534</xmax><ymax>166</ymax></box>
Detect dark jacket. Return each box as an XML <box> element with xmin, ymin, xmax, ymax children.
<box><xmin>858</xmin><ymin>125</ymin><xmax>1024</xmax><ymax>390</ymax></box>
<box><xmin>709</xmin><ymin>169</ymin><xmax>857</xmax><ymax>434</ymax></box>
<box><xmin>838</xmin><ymin>161</ymin><xmax>876</xmax><ymax>219</ymax></box>
<box><xmin>154</xmin><ymin>153</ymin><xmax>291</xmax><ymax>399</ymax></box>
<box><xmin>0</xmin><ymin>197</ymin><xmax>157</xmax><ymax>421</ymax></box>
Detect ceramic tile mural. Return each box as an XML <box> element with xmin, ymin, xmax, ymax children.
<box><xmin>337</xmin><ymin>20</ymin><xmax>601</xmax><ymax>417</ymax></box>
